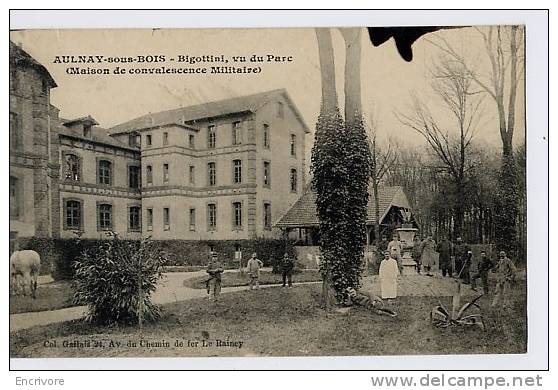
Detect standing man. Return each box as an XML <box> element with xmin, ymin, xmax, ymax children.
<box><xmin>206</xmin><ymin>252</ymin><xmax>224</xmax><ymax>301</ymax></box>
<box><xmin>246</xmin><ymin>252</ymin><xmax>264</xmax><ymax>290</ymax></box>
<box><xmin>388</xmin><ymin>232</ymin><xmax>403</xmax><ymax>272</ymax></box>
<box><xmin>491</xmin><ymin>251</ymin><xmax>518</xmax><ymax>307</ymax></box>
<box><xmin>281</xmin><ymin>253</ymin><xmax>295</xmax><ymax>287</ymax></box>
<box><xmin>411</xmin><ymin>235</ymin><xmax>422</xmax><ymax>274</ymax></box>
<box><xmin>454</xmin><ymin>237</ymin><xmax>471</xmax><ymax>281</ymax></box>
<box><xmin>437</xmin><ymin>236</ymin><xmax>453</xmax><ymax>277</ymax></box>
<box><xmin>471</xmin><ymin>250</ymin><xmax>494</xmax><ymax>295</ymax></box>
<box><xmin>421</xmin><ymin>236</ymin><xmax>436</xmax><ymax>277</ymax></box>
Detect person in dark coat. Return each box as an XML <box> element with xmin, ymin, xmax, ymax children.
<box><xmin>437</xmin><ymin>237</ymin><xmax>453</xmax><ymax>277</ymax></box>
<box><xmin>206</xmin><ymin>252</ymin><xmax>224</xmax><ymax>300</ymax></box>
<box><xmin>460</xmin><ymin>250</ymin><xmax>473</xmax><ymax>284</ymax></box>
<box><xmin>280</xmin><ymin>253</ymin><xmax>295</xmax><ymax>287</ymax></box>
<box><xmin>454</xmin><ymin>237</ymin><xmax>471</xmax><ymax>282</ymax></box>
<box><xmin>411</xmin><ymin>236</ymin><xmax>422</xmax><ymax>274</ymax></box>
<box><xmin>471</xmin><ymin>250</ymin><xmax>494</xmax><ymax>294</ymax></box>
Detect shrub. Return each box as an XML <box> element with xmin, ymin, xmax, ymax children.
<box><xmin>72</xmin><ymin>233</ymin><xmax>167</xmax><ymax>326</ymax></box>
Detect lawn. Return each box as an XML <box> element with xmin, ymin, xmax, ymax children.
<box><xmin>9</xmin><ymin>282</ymin><xmax>74</xmax><ymax>315</ymax></box>
<box><xmin>10</xmin><ymin>281</ymin><xmax>526</xmax><ymax>358</ymax></box>
<box><xmin>183</xmin><ymin>269</ymin><xmax>322</xmax><ymax>289</ymax></box>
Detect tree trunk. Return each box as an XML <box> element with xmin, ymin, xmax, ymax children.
<box><xmin>315</xmin><ymin>28</ymin><xmax>338</xmax><ymax>113</ymax></box>
<box><xmin>315</xmin><ymin>27</ymin><xmax>340</xmax><ymax>308</ymax></box>
<box><xmin>373</xmin><ymin>179</ymin><xmax>380</xmax><ymax>242</ymax></box>
<box><xmin>339</xmin><ymin>28</ymin><xmax>362</xmax><ymax>126</ymax></box>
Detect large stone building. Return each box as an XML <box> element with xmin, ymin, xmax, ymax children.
<box><xmin>10</xmin><ymin>41</ymin><xmax>60</xmax><ymax>242</ymax></box>
<box><xmin>10</xmin><ymin>42</ymin><xmax>309</xmax><ymax>246</ymax></box>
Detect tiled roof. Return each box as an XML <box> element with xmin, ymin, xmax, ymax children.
<box><xmin>108</xmin><ymin>88</ymin><xmax>309</xmax><ymax>134</ymax></box>
<box><xmin>58</xmin><ymin>120</ymin><xmax>139</xmax><ymax>152</ymax></box>
<box><xmin>275</xmin><ymin>185</ymin><xmax>410</xmax><ymax>228</ymax></box>
<box><xmin>10</xmin><ymin>41</ymin><xmax>57</xmax><ymax>87</ymax></box>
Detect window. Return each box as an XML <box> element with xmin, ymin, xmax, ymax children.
<box><xmin>146</xmin><ymin>208</ymin><xmax>153</xmax><ymax>231</ymax></box>
<box><xmin>64</xmin><ymin>154</ymin><xmax>81</xmax><ymax>181</ymax></box>
<box><xmin>83</xmin><ymin>124</ymin><xmax>92</xmax><ymax>138</ymax></box>
<box><xmin>189</xmin><ymin>208</ymin><xmax>196</xmax><ymax>231</ymax></box>
<box><xmin>189</xmin><ymin>165</ymin><xmax>195</xmax><ymax>185</ymax></box>
<box><xmin>163</xmin><ymin>163</ymin><xmax>169</xmax><ymax>183</ymax></box>
<box><xmin>98</xmin><ymin>204</ymin><xmax>113</xmax><ymax>231</ymax></box>
<box><xmin>128</xmin><ymin>165</ymin><xmax>141</xmax><ymax>189</ymax></box>
<box><xmin>98</xmin><ymin>160</ymin><xmax>112</xmax><ymax>185</ymax></box>
<box><xmin>10</xmin><ymin>112</ymin><xmax>20</xmax><ymax>151</ymax></box>
<box><xmin>277</xmin><ymin>101</ymin><xmax>284</xmax><ymax>118</ymax></box>
<box><xmin>207</xmin><ymin>203</ymin><xmax>217</xmax><ymax>231</ymax></box>
<box><xmin>232</xmin><ymin>202</ymin><xmax>242</xmax><ymax>229</ymax></box>
<box><xmin>9</xmin><ymin>176</ymin><xmax>20</xmax><ymax>219</ymax></box>
<box><xmin>65</xmin><ymin>200</ymin><xmax>82</xmax><ymax>230</ymax></box>
<box><xmin>146</xmin><ymin>134</ymin><xmax>152</xmax><ymax>147</ymax></box>
<box><xmin>128</xmin><ymin>133</ymin><xmax>140</xmax><ymax>147</ymax></box>
<box><xmin>263</xmin><ymin>161</ymin><xmax>271</xmax><ymax>188</ymax></box>
<box><xmin>232</xmin><ymin>121</ymin><xmax>242</xmax><ymax>145</ymax></box>
<box><xmin>129</xmin><ymin>206</ymin><xmax>141</xmax><ymax>231</ymax></box>
<box><xmin>208</xmin><ymin>162</ymin><xmax>216</xmax><ymax>187</ymax></box>
<box><xmin>189</xmin><ymin>134</ymin><xmax>195</xmax><ymax>149</ymax></box>
<box><xmin>233</xmin><ymin>159</ymin><xmax>242</xmax><ymax>184</ymax></box>
<box><xmin>263</xmin><ymin>123</ymin><xmax>270</xmax><ymax>149</ymax></box>
<box><xmin>146</xmin><ymin>165</ymin><xmax>153</xmax><ymax>185</ymax></box>
<box><xmin>207</xmin><ymin>125</ymin><xmax>216</xmax><ymax>149</ymax></box>
<box><xmin>163</xmin><ymin>132</ymin><xmax>169</xmax><ymax>146</ymax></box>
<box><xmin>290</xmin><ymin>134</ymin><xmax>297</xmax><ymax>157</ymax></box>
<box><xmin>264</xmin><ymin>203</ymin><xmax>272</xmax><ymax>230</ymax></box>
<box><xmin>290</xmin><ymin>169</ymin><xmax>298</xmax><ymax>193</ymax></box>
<box><xmin>163</xmin><ymin>207</ymin><xmax>170</xmax><ymax>230</ymax></box>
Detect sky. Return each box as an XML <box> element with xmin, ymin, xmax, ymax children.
<box><xmin>10</xmin><ymin>27</ymin><xmax>525</xmax><ymax>161</ymax></box>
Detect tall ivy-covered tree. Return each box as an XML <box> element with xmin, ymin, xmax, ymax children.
<box><xmin>312</xmin><ymin>28</ymin><xmax>370</xmax><ymax>304</ymax></box>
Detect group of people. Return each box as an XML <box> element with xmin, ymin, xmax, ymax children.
<box><xmin>205</xmin><ymin>251</ymin><xmax>295</xmax><ymax>300</ymax></box>
<box><xmin>375</xmin><ymin>233</ymin><xmax>519</xmax><ymax>307</ymax></box>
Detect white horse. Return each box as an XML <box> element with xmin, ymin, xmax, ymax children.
<box><xmin>10</xmin><ymin>250</ymin><xmax>41</xmax><ymax>299</ymax></box>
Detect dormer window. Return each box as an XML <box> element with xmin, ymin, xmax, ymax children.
<box><xmin>83</xmin><ymin>124</ymin><xmax>92</xmax><ymax>138</ymax></box>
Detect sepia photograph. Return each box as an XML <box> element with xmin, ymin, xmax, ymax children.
<box><xmin>8</xmin><ymin>19</ymin><xmax>536</xmax><ymax>365</ymax></box>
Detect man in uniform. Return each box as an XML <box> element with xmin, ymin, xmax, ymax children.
<box><xmin>345</xmin><ymin>287</ymin><xmax>397</xmax><ymax>317</ymax></box>
<box><xmin>491</xmin><ymin>251</ymin><xmax>518</xmax><ymax>307</ymax></box>
<box><xmin>437</xmin><ymin>236</ymin><xmax>453</xmax><ymax>277</ymax></box>
<box><xmin>471</xmin><ymin>250</ymin><xmax>494</xmax><ymax>295</ymax></box>
<box><xmin>454</xmin><ymin>237</ymin><xmax>471</xmax><ymax>283</ymax></box>
<box><xmin>281</xmin><ymin>253</ymin><xmax>295</xmax><ymax>287</ymax></box>
<box><xmin>387</xmin><ymin>233</ymin><xmax>403</xmax><ymax>272</ymax></box>
<box><xmin>206</xmin><ymin>252</ymin><xmax>224</xmax><ymax>300</ymax></box>
<box><xmin>246</xmin><ymin>252</ymin><xmax>264</xmax><ymax>290</ymax></box>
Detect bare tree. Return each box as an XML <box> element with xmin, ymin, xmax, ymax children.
<box><xmin>426</xmin><ymin>26</ymin><xmax>523</xmax><ymax>159</ymax></box>
<box><xmin>366</xmin><ymin>109</ymin><xmax>398</xmax><ymax>242</ymax></box>
<box><xmin>396</xmin><ymin>59</ymin><xmax>484</xmax><ymax>238</ymax></box>
<box><xmin>426</xmin><ymin>26</ymin><xmax>524</xmax><ymax>253</ymax></box>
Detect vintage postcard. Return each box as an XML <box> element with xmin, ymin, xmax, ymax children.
<box><xmin>9</xmin><ymin>22</ymin><xmax>533</xmax><ymax>364</ymax></box>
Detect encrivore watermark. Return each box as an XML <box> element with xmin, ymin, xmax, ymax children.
<box><xmin>15</xmin><ymin>376</ymin><xmax>65</xmax><ymax>386</ymax></box>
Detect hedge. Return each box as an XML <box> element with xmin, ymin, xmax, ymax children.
<box><xmin>13</xmin><ymin>237</ymin><xmax>294</xmax><ymax>280</ymax></box>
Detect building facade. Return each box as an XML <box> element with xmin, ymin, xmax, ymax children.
<box><xmin>109</xmin><ymin>89</ymin><xmax>309</xmax><ymax>241</ymax></box>
<box><xmin>10</xmin><ymin>42</ymin><xmax>309</xmax><ymax>244</ymax></box>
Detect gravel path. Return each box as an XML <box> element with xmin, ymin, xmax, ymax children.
<box><xmin>10</xmin><ymin>270</ymin><xmax>475</xmax><ymax>332</ymax></box>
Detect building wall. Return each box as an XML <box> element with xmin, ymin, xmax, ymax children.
<box><xmin>254</xmin><ymin>96</ymin><xmax>307</xmax><ymax>238</ymax></box>
<box><xmin>58</xmin><ymin>136</ymin><xmax>141</xmax><ymax>239</ymax></box>
<box><xmin>142</xmin><ymin>193</ymin><xmax>254</xmax><ymax>240</ymax></box>
<box><xmin>140</xmin><ymin>115</ymin><xmax>259</xmax><ymax>240</ymax></box>
<box><xmin>9</xmin><ymin>58</ymin><xmax>58</xmax><ymax>239</ymax></box>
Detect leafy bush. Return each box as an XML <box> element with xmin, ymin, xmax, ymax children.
<box><xmin>72</xmin><ymin>233</ymin><xmax>167</xmax><ymax>325</ymax></box>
